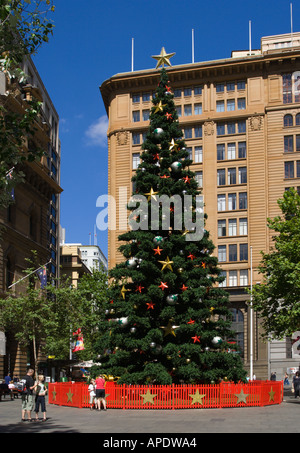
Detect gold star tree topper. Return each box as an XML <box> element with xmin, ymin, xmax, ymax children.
<box><xmin>152</xmin><ymin>47</ymin><xmax>175</xmax><ymax>69</ymax></box>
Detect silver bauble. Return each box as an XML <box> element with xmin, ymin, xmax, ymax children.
<box><xmin>170</xmin><ymin>161</ymin><xmax>182</xmax><ymax>172</ymax></box>
<box><xmin>166</xmin><ymin>294</ymin><xmax>178</xmax><ymax>305</ymax></box>
<box><xmin>154</xmin><ymin>127</ymin><xmax>164</xmax><ymax>138</ymax></box>
<box><xmin>126</xmin><ymin>257</ymin><xmax>137</xmax><ymax>269</ymax></box>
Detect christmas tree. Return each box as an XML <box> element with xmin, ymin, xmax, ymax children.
<box><xmin>95</xmin><ymin>50</ymin><xmax>246</xmax><ymax>385</ymax></box>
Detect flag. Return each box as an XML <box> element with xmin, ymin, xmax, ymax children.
<box><xmin>72</xmin><ymin>335</ymin><xmax>85</xmax><ymax>352</ymax></box>
<box><xmin>36</xmin><ymin>265</ymin><xmax>47</xmax><ymax>289</ymax></box>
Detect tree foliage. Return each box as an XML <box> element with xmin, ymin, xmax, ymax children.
<box><xmin>252</xmin><ymin>188</ymin><xmax>300</xmax><ymax>339</ymax></box>
<box><xmin>0</xmin><ymin>255</ymin><xmax>108</xmax><ymax>369</ymax></box>
<box><xmin>93</xmin><ymin>69</ymin><xmax>246</xmax><ymax>385</ymax></box>
<box><xmin>0</xmin><ymin>0</ymin><xmax>55</xmax><ymax>209</ymax></box>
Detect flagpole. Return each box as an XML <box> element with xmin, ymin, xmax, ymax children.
<box><xmin>192</xmin><ymin>29</ymin><xmax>195</xmax><ymax>63</ymax></box>
<box><xmin>250</xmin><ymin>245</ymin><xmax>253</xmax><ymax>380</ymax></box>
<box><xmin>8</xmin><ymin>261</ymin><xmax>51</xmax><ymax>289</ymax></box>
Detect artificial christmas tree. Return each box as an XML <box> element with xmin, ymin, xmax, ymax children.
<box><xmin>95</xmin><ymin>50</ymin><xmax>246</xmax><ymax>385</ymax></box>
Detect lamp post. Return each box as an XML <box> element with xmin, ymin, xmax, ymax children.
<box><xmin>250</xmin><ymin>245</ymin><xmax>253</xmax><ymax>380</ymax></box>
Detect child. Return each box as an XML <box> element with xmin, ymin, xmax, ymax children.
<box><xmin>88</xmin><ymin>379</ymin><xmax>96</xmax><ymax>410</ymax></box>
<box><xmin>34</xmin><ymin>375</ymin><xmax>47</xmax><ymax>421</ymax></box>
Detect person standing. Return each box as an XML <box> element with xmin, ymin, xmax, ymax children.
<box><xmin>34</xmin><ymin>375</ymin><xmax>47</xmax><ymax>421</ymax></box>
<box><xmin>292</xmin><ymin>371</ymin><xmax>300</xmax><ymax>398</ymax></box>
<box><xmin>21</xmin><ymin>369</ymin><xmax>35</xmax><ymax>422</ymax></box>
<box><xmin>95</xmin><ymin>375</ymin><xmax>106</xmax><ymax>411</ymax></box>
<box><xmin>88</xmin><ymin>379</ymin><xmax>96</xmax><ymax>410</ymax></box>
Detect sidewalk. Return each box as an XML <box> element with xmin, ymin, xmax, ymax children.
<box><xmin>0</xmin><ymin>389</ymin><xmax>299</xmax><ymax>435</ymax></box>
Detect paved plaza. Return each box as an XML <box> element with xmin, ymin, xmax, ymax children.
<box><xmin>0</xmin><ymin>388</ymin><xmax>299</xmax><ymax>436</ymax></box>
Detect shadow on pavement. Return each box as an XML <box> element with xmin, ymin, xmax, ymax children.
<box><xmin>0</xmin><ymin>418</ymin><xmax>80</xmax><ymax>433</ymax></box>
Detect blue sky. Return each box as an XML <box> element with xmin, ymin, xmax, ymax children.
<box><xmin>33</xmin><ymin>0</ymin><xmax>299</xmax><ymax>258</ymax></box>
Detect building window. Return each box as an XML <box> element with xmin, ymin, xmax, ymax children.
<box><xmin>238</xmin><ymin>120</ymin><xmax>246</xmax><ymax>133</ymax></box>
<box><xmin>217</xmin><ymin>123</ymin><xmax>225</xmax><ymax>135</ymax></box>
<box><xmin>194</xmin><ymin>86</ymin><xmax>203</xmax><ymax>95</ymax></box>
<box><xmin>227</xmin><ymin>122</ymin><xmax>236</xmax><ymax>134</ymax></box>
<box><xmin>184</xmin><ymin>127</ymin><xmax>192</xmax><ymax>139</ymax></box>
<box><xmin>218</xmin><ymin>194</ymin><xmax>226</xmax><ymax>211</ymax></box>
<box><xmin>132</xmin><ymin>111</ymin><xmax>140</xmax><ymax>122</ymax></box>
<box><xmin>132</xmin><ymin>132</ymin><xmax>140</xmax><ymax>145</ymax></box>
<box><xmin>219</xmin><ymin>270</ymin><xmax>227</xmax><ymax>287</ymax></box>
<box><xmin>284</xmin><ymin>114</ymin><xmax>293</xmax><ymax>127</ymax></box>
<box><xmin>228</xmin><ymin>143</ymin><xmax>236</xmax><ymax>159</ymax></box>
<box><xmin>195</xmin><ymin>171</ymin><xmax>203</xmax><ymax>188</ymax></box>
<box><xmin>186</xmin><ymin>147</ymin><xmax>193</xmax><ymax>160</ymax></box>
<box><xmin>175</xmin><ymin>106</ymin><xmax>182</xmax><ymax>117</ymax></box>
<box><xmin>238</xmin><ymin>142</ymin><xmax>247</xmax><ymax>159</ymax></box>
<box><xmin>237</xmin><ymin>98</ymin><xmax>246</xmax><ymax>110</ymax></box>
<box><xmin>216</xmin><ymin>83</ymin><xmax>224</xmax><ymax>93</ymax></box>
<box><xmin>228</xmin><ymin>308</ymin><xmax>244</xmax><ymax>356</ymax></box>
<box><xmin>285</xmin><ymin>161</ymin><xmax>294</xmax><ymax>178</ymax></box>
<box><xmin>239</xmin><ymin>192</ymin><xmax>247</xmax><ymax>209</ymax></box>
<box><xmin>228</xmin><ymin>193</ymin><xmax>237</xmax><ymax>210</ymax></box>
<box><xmin>216</xmin><ymin>100</ymin><xmax>225</xmax><ymax>112</ymax></box>
<box><xmin>239</xmin><ymin>167</ymin><xmax>247</xmax><ymax>184</ymax></box>
<box><xmin>194</xmin><ymin>126</ymin><xmax>202</xmax><ymax>138</ymax></box>
<box><xmin>184</xmin><ymin>104</ymin><xmax>192</xmax><ymax>116</ymax></box>
<box><xmin>239</xmin><ymin>218</ymin><xmax>248</xmax><ymax>235</ymax></box>
<box><xmin>228</xmin><ymin>218</ymin><xmax>237</xmax><ymax>236</ymax></box>
<box><xmin>229</xmin><ymin>244</ymin><xmax>237</xmax><ymax>261</ymax></box>
<box><xmin>228</xmin><ymin>168</ymin><xmax>236</xmax><ymax>185</ymax></box>
<box><xmin>132</xmin><ymin>94</ymin><xmax>140</xmax><ymax>103</ymax></box>
<box><xmin>237</xmin><ymin>80</ymin><xmax>246</xmax><ymax>90</ymax></box>
<box><xmin>217</xmin><ymin>144</ymin><xmax>225</xmax><ymax>160</ymax></box>
<box><xmin>174</xmin><ymin>89</ymin><xmax>181</xmax><ymax>98</ymax></box>
<box><xmin>132</xmin><ymin>153</ymin><xmax>140</xmax><ymax>170</ymax></box>
<box><xmin>194</xmin><ymin>103</ymin><xmax>202</xmax><ymax>115</ymax></box>
<box><xmin>194</xmin><ymin>146</ymin><xmax>203</xmax><ymax>163</ymax></box>
<box><xmin>240</xmin><ymin>270</ymin><xmax>248</xmax><ymax>286</ymax></box>
<box><xmin>283</xmin><ymin>74</ymin><xmax>292</xmax><ymax>104</ymax></box>
<box><xmin>297</xmin><ymin>135</ymin><xmax>300</xmax><ymax>152</ymax></box>
<box><xmin>218</xmin><ymin>220</ymin><xmax>226</xmax><ymax>237</ymax></box>
<box><xmin>297</xmin><ymin>161</ymin><xmax>300</xmax><ymax>178</ymax></box>
<box><xmin>142</xmin><ymin>110</ymin><xmax>150</xmax><ymax>121</ymax></box>
<box><xmin>284</xmin><ymin>136</ymin><xmax>294</xmax><ymax>152</ymax></box>
<box><xmin>227</xmin><ymin>99</ymin><xmax>235</xmax><ymax>111</ymax></box>
<box><xmin>227</xmin><ymin>82</ymin><xmax>235</xmax><ymax>91</ymax></box>
<box><xmin>184</xmin><ymin>87</ymin><xmax>192</xmax><ymax>97</ymax></box>
<box><xmin>218</xmin><ymin>245</ymin><xmax>226</xmax><ymax>262</ymax></box>
<box><xmin>240</xmin><ymin>243</ymin><xmax>248</xmax><ymax>261</ymax></box>
<box><xmin>217</xmin><ymin>169</ymin><xmax>226</xmax><ymax>186</ymax></box>
<box><xmin>229</xmin><ymin>270</ymin><xmax>238</xmax><ymax>286</ymax></box>
<box><xmin>142</xmin><ymin>92</ymin><xmax>150</xmax><ymax>102</ymax></box>
<box><xmin>296</xmin><ymin>114</ymin><xmax>300</xmax><ymax>126</ymax></box>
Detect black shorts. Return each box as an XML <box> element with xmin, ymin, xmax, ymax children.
<box><xmin>96</xmin><ymin>389</ymin><xmax>105</xmax><ymax>398</ymax></box>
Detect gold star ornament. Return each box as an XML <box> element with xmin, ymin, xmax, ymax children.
<box><xmin>189</xmin><ymin>390</ymin><xmax>206</xmax><ymax>405</ymax></box>
<box><xmin>234</xmin><ymin>389</ymin><xmax>249</xmax><ymax>404</ymax></box>
<box><xmin>152</xmin><ymin>47</ymin><xmax>176</xmax><ymax>69</ymax></box>
<box><xmin>158</xmin><ymin>256</ymin><xmax>174</xmax><ymax>271</ymax></box>
<box><xmin>145</xmin><ymin>187</ymin><xmax>158</xmax><ymax>201</ymax></box>
<box><xmin>120</xmin><ymin>285</ymin><xmax>130</xmax><ymax>300</ymax></box>
<box><xmin>160</xmin><ymin>320</ymin><xmax>179</xmax><ymax>337</ymax></box>
<box><xmin>140</xmin><ymin>389</ymin><xmax>157</xmax><ymax>405</ymax></box>
<box><xmin>154</xmin><ymin>100</ymin><xmax>167</xmax><ymax>113</ymax></box>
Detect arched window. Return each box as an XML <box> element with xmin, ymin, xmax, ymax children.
<box><xmin>6</xmin><ymin>256</ymin><xmax>14</xmax><ymax>289</ymax></box>
<box><xmin>284</xmin><ymin>114</ymin><xmax>293</xmax><ymax>127</ymax></box>
<box><xmin>296</xmin><ymin>113</ymin><xmax>300</xmax><ymax>126</ymax></box>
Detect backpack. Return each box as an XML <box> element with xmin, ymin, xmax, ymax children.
<box><xmin>16</xmin><ymin>379</ymin><xmax>27</xmax><ymax>394</ymax></box>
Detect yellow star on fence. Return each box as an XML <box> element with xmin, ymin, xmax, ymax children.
<box><xmin>189</xmin><ymin>390</ymin><xmax>206</xmax><ymax>405</ymax></box>
<box><xmin>66</xmin><ymin>388</ymin><xmax>73</xmax><ymax>403</ymax></box>
<box><xmin>234</xmin><ymin>389</ymin><xmax>249</xmax><ymax>404</ymax></box>
<box><xmin>140</xmin><ymin>389</ymin><xmax>157</xmax><ymax>405</ymax></box>
<box><xmin>268</xmin><ymin>386</ymin><xmax>276</xmax><ymax>402</ymax></box>
<box><xmin>52</xmin><ymin>387</ymin><xmax>57</xmax><ymax>402</ymax></box>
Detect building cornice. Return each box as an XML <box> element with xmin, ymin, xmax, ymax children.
<box><xmin>100</xmin><ymin>49</ymin><xmax>300</xmax><ymax>114</ymax></box>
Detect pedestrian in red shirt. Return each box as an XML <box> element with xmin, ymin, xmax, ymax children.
<box><xmin>95</xmin><ymin>375</ymin><xmax>106</xmax><ymax>411</ymax></box>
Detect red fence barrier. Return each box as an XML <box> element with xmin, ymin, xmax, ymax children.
<box><xmin>48</xmin><ymin>380</ymin><xmax>283</xmax><ymax>410</ymax></box>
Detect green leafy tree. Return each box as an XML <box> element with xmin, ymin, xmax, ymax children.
<box><xmin>93</xmin><ymin>68</ymin><xmax>246</xmax><ymax>385</ymax></box>
<box><xmin>0</xmin><ymin>256</ymin><xmax>108</xmax><ymax>373</ymax></box>
<box><xmin>0</xmin><ymin>0</ymin><xmax>55</xmax><ymax>208</ymax></box>
<box><xmin>252</xmin><ymin>188</ymin><xmax>300</xmax><ymax>339</ymax></box>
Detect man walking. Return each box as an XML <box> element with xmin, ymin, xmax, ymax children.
<box><xmin>21</xmin><ymin>369</ymin><xmax>36</xmax><ymax>422</ymax></box>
